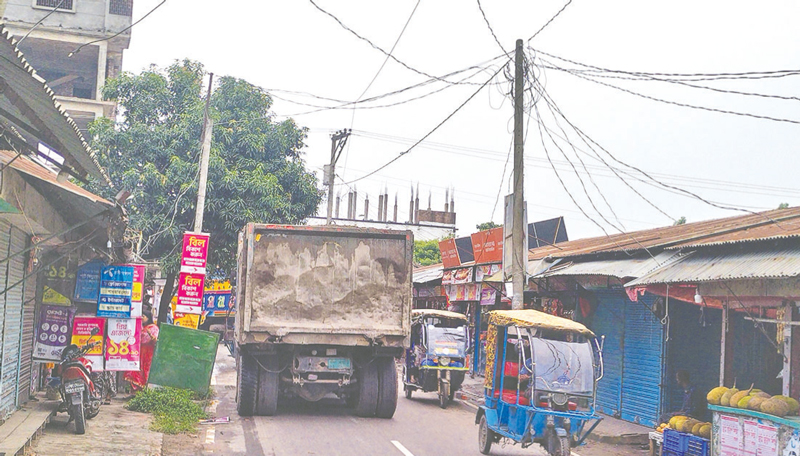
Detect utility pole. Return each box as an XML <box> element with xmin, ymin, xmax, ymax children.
<box><xmin>325</xmin><ymin>129</ymin><xmax>351</xmax><ymax>224</ymax></box>
<box><xmin>512</xmin><ymin>39</ymin><xmax>525</xmax><ymax>311</ymax></box>
<box><xmin>193</xmin><ymin>73</ymin><xmax>214</xmax><ymax>233</ymax></box>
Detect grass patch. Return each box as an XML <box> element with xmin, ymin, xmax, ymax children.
<box><xmin>126</xmin><ymin>387</ymin><xmax>208</xmax><ymax>434</ymax></box>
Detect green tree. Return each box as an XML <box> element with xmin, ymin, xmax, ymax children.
<box><xmin>414</xmin><ymin>239</ymin><xmax>441</xmax><ymax>266</ymax></box>
<box><xmin>88</xmin><ymin>60</ymin><xmax>322</xmax><ymax>297</ymax></box>
<box><xmin>476</xmin><ymin>221</ymin><xmax>501</xmax><ymax>231</ymax></box>
<box><xmin>674</xmin><ymin>216</ymin><xmax>687</xmax><ymax>226</ymax></box>
<box><xmin>778</xmin><ymin>203</ymin><xmax>789</xmax><ymax>209</ymax></box>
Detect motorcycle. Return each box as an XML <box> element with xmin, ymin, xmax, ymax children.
<box><xmin>57</xmin><ymin>327</ymin><xmax>102</xmax><ymax>434</ymax></box>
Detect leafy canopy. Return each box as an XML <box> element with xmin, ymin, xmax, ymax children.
<box><xmin>476</xmin><ymin>221</ymin><xmax>501</xmax><ymax>231</ymax></box>
<box><xmin>414</xmin><ymin>239</ymin><xmax>441</xmax><ymax>266</ymax></box>
<box><xmin>89</xmin><ymin>60</ymin><xmax>322</xmax><ymax>273</ymax></box>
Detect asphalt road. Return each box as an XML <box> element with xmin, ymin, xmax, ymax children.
<box><xmin>198</xmin><ymin>347</ymin><xmax>644</xmax><ymax>456</ymax></box>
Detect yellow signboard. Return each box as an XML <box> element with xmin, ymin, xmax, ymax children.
<box><xmin>42</xmin><ymin>286</ymin><xmax>71</xmax><ymax>306</ymax></box>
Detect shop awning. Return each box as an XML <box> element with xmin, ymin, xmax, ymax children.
<box><xmin>486</xmin><ymin>258</ymin><xmax>560</xmax><ymax>283</ymax></box>
<box><xmin>626</xmin><ymin>247</ymin><xmax>800</xmax><ymax>286</ymax></box>
<box><xmin>413</xmin><ymin>264</ymin><xmax>443</xmax><ymax>284</ymax></box>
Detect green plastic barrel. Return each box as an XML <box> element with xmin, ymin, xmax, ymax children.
<box><xmin>148</xmin><ymin>324</ymin><xmax>220</xmax><ymax>395</ymax></box>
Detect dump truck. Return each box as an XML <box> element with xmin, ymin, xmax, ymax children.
<box><xmin>234</xmin><ymin>224</ymin><xmax>412</xmax><ymax>418</ymax></box>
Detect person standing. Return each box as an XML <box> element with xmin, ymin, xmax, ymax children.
<box><xmin>124</xmin><ymin>310</ymin><xmax>159</xmax><ymax>392</ymax></box>
<box><xmin>660</xmin><ymin>369</ymin><xmax>708</xmax><ymax>422</ymax></box>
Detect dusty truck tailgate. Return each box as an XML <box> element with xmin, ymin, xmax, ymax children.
<box><xmin>241</xmin><ymin>224</ymin><xmax>412</xmax><ymax>342</ymax></box>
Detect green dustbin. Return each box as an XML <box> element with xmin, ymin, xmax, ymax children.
<box><xmin>148</xmin><ymin>324</ymin><xmax>220</xmax><ymax>395</ymax></box>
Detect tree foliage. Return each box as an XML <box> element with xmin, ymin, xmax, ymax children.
<box><xmin>414</xmin><ymin>239</ymin><xmax>441</xmax><ymax>266</ymax></box>
<box><xmin>88</xmin><ymin>60</ymin><xmax>322</xmax><ymax>274</ymax></box>
<box><xmin>778</xmin><ymin>203</ymin><xmax>789</xmax><ymax>209</ymax></box>
<box><xmin>476</xmin><ymin>221</ymin><xmax>501</xmax><ymax>231</ymax></box>
<box><xmin>673</xmin><ymin>216</ymin><xmax>687</xmax><ymax>226</ymax></box>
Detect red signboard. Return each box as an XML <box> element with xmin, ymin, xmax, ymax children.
<box><xmin>175</xmin><ymin>272</ymin><xmax>206</xmax><ymax>314</ymax></box>
<box><xmin>180</xmin><ymin>232</ymin><xmax>210</xmax><ymax>273</ymax></box>
<box><xmin>471</xmin><ymin>227</ymin><xmax>504</xmax><ymax>264</ymax></box>
<box><xmin>439</xmin><ymin>238</ymin><xmax>460</xmax><ymax>269</ymax></box>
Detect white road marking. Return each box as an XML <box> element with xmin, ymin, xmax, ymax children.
<box><xmin>391</xmin><ymin>440</ymin><xmax>415</xmax><ymax>456</ymax></box>
<box><xmin>205</xmin><ymin>427</ymin><xmax>216</xmax><ymax>444</ymax></box>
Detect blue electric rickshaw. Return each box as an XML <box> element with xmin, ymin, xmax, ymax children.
<box><xmin>476</xmin><ymin>310</ymin><xmax>604</xmax><ymax>456</ymax></box>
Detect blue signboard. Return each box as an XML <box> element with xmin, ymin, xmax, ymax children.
<box><xmin>203</xmin><ymin>290</ymin><xmax>232</xmax><ymax>316</ymax></box>
<box><xmin>74</xmin><ymin>259</ymin><xmax>105</xmax><ymax>302</ymax></box>
<box><xmin>97</xmin><ymin>265</ymin><xmax>134</xmax><ymax>318</ymax></box>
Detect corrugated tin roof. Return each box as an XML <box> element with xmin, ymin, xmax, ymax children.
<box><xmin>0</xmin><ymin>26</ymin><xmax>108</xmax><ymax>184</ymax></box>
<box><xmin>626</xmin><ymin>247</ymin><xmax>800</xmax><ymax>286</ymax></box>
<box><xmin>413</xmin><ymin>263</ymin><xmax>443</xmax><ymax>283</ymax></box>
<box><xmin>538</xmin><ymin>251</ymin><xmax>682</xmax><ymax>279</ymax></box>
<box><xmin>528</xmin><ymin>207</ymin><xmax>800</xmax><ymax>261</ymax></box>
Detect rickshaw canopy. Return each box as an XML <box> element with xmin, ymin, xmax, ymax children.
<box><xmin>487</xmin><ymin>309</ymin><xmax>595</xmax><ymax>338</ymax></box>
<box><xmin>411</xmin><ymin>309</ymin><xmax>468</xmax><ymax>323</ymax></box>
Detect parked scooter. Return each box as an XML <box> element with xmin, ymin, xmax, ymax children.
<box><xmin>57</xmin><ymin>327</ymin><xmax>101</xmax><ymax>434</ymax></box>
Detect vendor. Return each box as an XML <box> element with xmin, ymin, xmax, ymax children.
<box><xmin>660</xmin><ymin>369</ymin><xmax>708</xmax><ymax>423</ymax></box>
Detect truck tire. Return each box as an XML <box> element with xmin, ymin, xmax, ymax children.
<box><xmin>354</xmin><ymin>361</ymin><xmax>379</xmax><ymax>417</ymax></box>
<box><xmin>256</xmin><ymin>355</ymin><xmax>279</xmax><ymax>416</ymax></box>
<box><xmin>375</xmin><ymin>357</ymin><xmax>398</xmax><ymax>418</ymax></box>
<box><xmin>237</xmin><ymin>351</ymin><xmax>258</xmax><ymax>416</ymax></box>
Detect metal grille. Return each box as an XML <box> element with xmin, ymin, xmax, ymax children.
<box><xmin>0</xmin><ymin>221</ymin><xmax>18</xmax><ymax>419</ymax></box>
<box><xmin>35</xmin><ymin>0</ymin><xmax>74</xmax><ymax>10</ymax></box>
<box><xmin>109</xmin><ymin>0</ymin><xmax>132</xmax><ymax>16</ymax></box>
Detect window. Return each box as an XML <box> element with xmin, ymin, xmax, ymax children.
<box><xmin>109</xmin><ymin>0</ymin><xmax>132</xmax><ymax>16</ymax></box>
<box><xmin>34</xmin><ymin>0</ymin><xmax>74</xmax><ymax>11</ymax></box>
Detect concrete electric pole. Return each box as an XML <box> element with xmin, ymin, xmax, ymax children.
<box><xmin>512</xmin><ymin>39</ymin><xmax>525</xmax><ymax>311</ymax></box>
<box><xmin>193</xmin><ymin>73</ymin><xmax>214</xmax><ymax>233</ymax></box>
<box><xmin>325</xmin><ymin>129</ymin><xmax>351</xmax><ymax>225</ymax></box>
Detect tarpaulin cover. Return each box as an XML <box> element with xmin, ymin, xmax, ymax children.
<box><xmin>484</xmin><ymin>309</ymin><xmax>594</xmax><ymax>388</ymax></box>
<box><xmin>411</xmin><ymin>308</ymin><xmax>468</xmax><ymax>322</ymax></box>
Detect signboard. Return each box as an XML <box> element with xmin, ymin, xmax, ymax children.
<box><xmin>757</xmin><ymin>423</ymin><xmax>778</xmax><ymax>455</ymax></box>
<box><xmin>180</xmin><ymin>232</ymin><xmax>210</xmax><ymax>274</ymax></box>
<box><xmin>439</xmin><ymin>238</ymin><xmax>460</xmax><ymax>269</ymax></box>
<box><xmin>74</xmin><ymin>259</ymin><xmax>105</xmax><ymax>302</ymax></box>
<box><xmin>173</xmin><ymin>312</ymin><xmax>200</xmax><ymax>329</ymax></box>
<box><xmin>33</xmin><ymin>305</ymin><xmax>74</xmax><ymax>361</ymax></box>
<box><xmin>471</xmin><ymin>227</ymin><xmax>504</xmax><ymax>264</ymax></box>
<box><xmin>203</xmin><ymin>290</ymin><xmax>232</xmax><ymax>316</ymax></box>
<box><xmin>480</xmin><ymin>284</ymin><xmax>498</xmax><ymax>306</ymax></box>
<box><xmin>71</xmin><ymin>316</ymin><xmax>105</xmax><ymax>371</ymax></box>
<box><xmin>442</xmin><ymin>267</ymin><xmax>473</xmax><ymax>285</ymax></box>
<box><xmin>97</xmin><ymin>265</ymin><xmax>134</xmax><ymax>318</ymax></box>
<box><xmin>175</xmin><ymin>272</ymin><xmax>205</xmax><ymax>314</ymax></box>
<box><xmin>42</xmin><ymin>286</ymin><xmax>71</xmax><ymax>306</ymax></box>
<box><xmin>124</xmin><ymin>264</ymin><xmax>146</xmax><ymax>318</ymax></box>
<box><xmin>475</xmin><ymin>264</ymin><xmax>501</xmax><ymax>282</ymax></box>
<box><xmin>105</xmin><ymin>318</ymin><xmax>141</xmax><ymax>371</ymax></box>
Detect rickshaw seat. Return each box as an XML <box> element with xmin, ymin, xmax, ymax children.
<box><xmin>503</xmin><ymin>361</ymin><xmax>519</xmax><ymax>377</ymax></box>
<box><xmin>492</xmin><ymin>388</ymin><xmax>531</xmax><ymax>405</ymax></box>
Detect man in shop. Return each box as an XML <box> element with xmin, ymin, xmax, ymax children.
<box><xmin>660</xmin><ymin>369</ymin><xmax>708</xmax><ymax>423</ymax></box>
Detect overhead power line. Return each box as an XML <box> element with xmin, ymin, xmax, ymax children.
<box><xmin>528</xmin><ymin>0</ymin><xmax>573</xmax><ymax>42</ymax></box>
<box><xmin>69</xmin><ymin>0</ymin><xmax>167</xmax><ymax>57</ymax></box>
<box><xmin>477</xmin><ymin>0</ymin><xmax>508</xmax><ymax>55</ymax></box>
<box><xmin>343</xmin><ymin>60</ymin><xmax>510</xmax><ymax>185</ymax></box>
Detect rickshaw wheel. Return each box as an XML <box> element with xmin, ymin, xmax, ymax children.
<box><xmin>438</xmin><ymin>390</ymin><xmax>447</xmax><ymax>409</ymax></box>
<box><xmin>478</xmin><ymin>415</ymin><xmax>493</xmax><ymax>455</ymax></box>
<box><xmin>546</xmin><ymin>429</ymin><xmax>571</xmax><ymax>456</ymax></box>
<box><xmin>404</xmin><ymin>385</ymin><xmax>413</xmax><ymax>399</ymax></box>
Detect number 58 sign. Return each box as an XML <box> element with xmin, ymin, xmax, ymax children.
<box><xmin>105</xmin><ymin>318</ymin><xmax>141</xmax><ymax>371</ymax></box>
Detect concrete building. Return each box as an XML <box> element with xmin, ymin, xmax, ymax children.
<box><xmin>0</xmin><ymin>0</ymin><xmax>133</xmax><ymax>134</ymax></box>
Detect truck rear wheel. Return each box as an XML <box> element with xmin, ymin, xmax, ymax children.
<box><xmin>375</xmin><ymin>357</ymin><xmax>398</xmax><ymax>418</ymax></box>
<box><xmin>354</xmin><ymin>361</ymin><xmax>379</xmax><ymax>417</ymax></box>
<box><xmin>236</xmin><ymin>351</ymin><xmax>258</xmax><ymax>416</ymax></box>
<box><xmin>256</xmin><ymin>355</ymin><xmax>279</xmax><ymax>416</ymax></box>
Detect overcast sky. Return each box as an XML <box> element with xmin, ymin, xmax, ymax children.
<box><xmin>122</xmin><ymin>0</ymin><xmax>800</xmax><ymax>241</ymax></box>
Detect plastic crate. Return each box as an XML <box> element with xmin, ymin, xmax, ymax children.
<box><xmin>663</xmin><ymin>429</ymin><xmax>690</xmax><ymax>454</ymax></box>
<box><xmin>687</xmin><ymin>435</ymin><xmax>710</xmax><ymax>456</ymax></box>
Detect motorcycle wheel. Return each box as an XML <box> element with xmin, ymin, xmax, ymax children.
<box><xmin>73</xmin><ymin>393</ymin><xmax>86</xmax><ymax>435</ymax></box>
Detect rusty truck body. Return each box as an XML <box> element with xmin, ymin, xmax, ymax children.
<box><xmin>234</xmin><ymin>224</ymin><xmax>412</xmax><ymax>418</ymax></box>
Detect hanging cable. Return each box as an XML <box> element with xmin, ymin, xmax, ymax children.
<box><xmin>69</xmin><ymin>0</ymin><xmax>167</xmax><ymax>57</ymax></box>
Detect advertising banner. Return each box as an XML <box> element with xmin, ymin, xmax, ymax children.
<box><xmin>439</xmin><ymin>238</ymin><xmax>460</xmax><ymax>269</ymax></box>
<box><xmin>480</xmin><ymin>284</ymin><xmax>498</xmax><ymax>306</ymax></box>
<box><xmin>33</xmin><ymin>305</ymin><xmax>74</xmax><ymax>361</ymax></box>
<box><xmin>180</xmin><ymin>232</ymin><xmax>210</xmax><ymax>274</ymax></box>
<box><xmin>42</xmin><ymin>286</ymin><xmax>71</xmax><ymax>306</ymax></box>
<box><xmin>173</xmin><ymin>312</ymin><xmax>200</xmax><ymax>329</ymax></box>
<box><xmin>175</xmin><ymin>272</ymin><xmax>206</xmax><ymax>314</ymax></box>
<box><xmin>97</xmin><ymin>265</ymin><xmax>134</xmax><ymax>318</ymax></box>
<box><xmin>124</xmin><ymin>264</ymin><xmax>146</xmax><ymax>318</ymax></box>
<box><xmin>471</xmin><ymin>227</ymin><xmax>504</xmax><ymax>264</ymax></box>
<box><xmin>203</xmin><ymin>290</ymin><xmax>232</xmax><ymax>316</ymax></box>
<box><xmin>74</xmin><ymin>259</ymin><xmax>105</xmax><ymax>302</ymax></box>
<box><xmin>105</xmin><ymin>318</ymin><xmax>141</xmax><ymax>371</ymax></box>
<box><xmin>71</xmin><ymin>316</ymin><xmax>105</xmax><ymax>371</ymax></box>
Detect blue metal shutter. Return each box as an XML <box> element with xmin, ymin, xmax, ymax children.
<box><xmin>621</xmin><ymin>295</ymin><xmax>665</xmax><ymax>427</ymax></box>
<box><xmin>0</xmin><ymin>220</ymin><xmax>19</xmax><ymax>418</ymax></box>
<box><xmin>15</xmin><ymin>229</ymin><xmax>33</xmax><ymax>406</ymax></box>
<box><xmin>666</xmin><ymin>301</ymin><xmax>721</xmax><ymax>416</ymax></box>
<box><xmin>591</xmin><ymin>291</ymin><xmax>625</xmax><ymax>418</ymax></box>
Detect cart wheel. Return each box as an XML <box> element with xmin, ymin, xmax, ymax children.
<box><xmin>478</xmin><ymin>414</ymin><xmax>494</xmax><ymax>455</ymax></box>
<box><xmin>546</xmin><ymin>429</ymin><xmax>571</xmax><ymax>456</ymax></box>
<box><xmin>404</xmin><ymin>385</ymin><xmax>413</xmax><ymax>399</ymax></box>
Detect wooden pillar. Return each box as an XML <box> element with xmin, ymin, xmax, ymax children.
<box><xmin>791</xmin><ymin>302</ymin><xmax>800</xmax><ymax>398</ymax></box>
<box><xmin>720</xmin><ymin>301</ymin><xmax>735</xmax><ymax>386</ymax></box>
